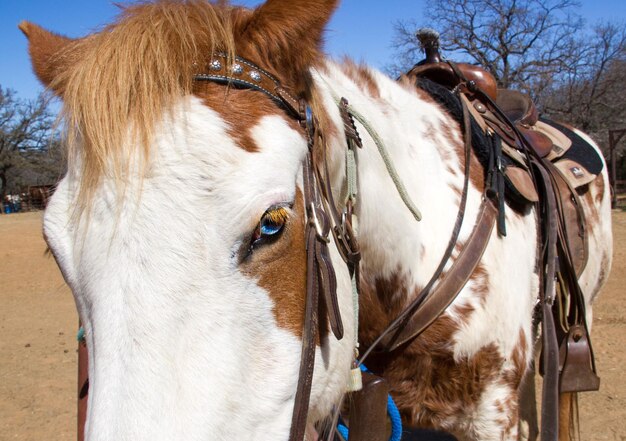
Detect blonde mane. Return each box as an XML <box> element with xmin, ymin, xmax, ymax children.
<box><xmin>55</xmin><ymin>0</ymin><xmax>240</xmax><ymax>209</ymax></box>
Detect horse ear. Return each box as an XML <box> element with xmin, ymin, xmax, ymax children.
<box><xmin>241</xmin><ymin>0</ymin><xmax>339</xmax><ymax>90</ymax></box>
<box><xmin>19</xmin><ymin>21</ymin><xmax>76</xmax><ymax>96</ymax></box>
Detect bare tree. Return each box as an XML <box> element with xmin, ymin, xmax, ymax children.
<box><xmin>389</xmin><ymin>0</ymin><xmax>582</xmax><ymax>94</ymax></box>
<box><xmin>0</xmin><ymin>86</ymin><xmax>58</xmax><ymax>196</ymax></box>
<box><xmin>541</xmin><ymin>23</ymin><xmax>626</xmax><ymax>133</ymax></box>
<box><xmin>387</xmin><ymin>0</ymin><xmax>626</xmax><ymax>168</ymax></box>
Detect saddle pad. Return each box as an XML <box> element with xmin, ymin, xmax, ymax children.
<box><xmin>541</xmin><ymin>119</ymin><xmax>605</xmax><ymax>177</ymax></box>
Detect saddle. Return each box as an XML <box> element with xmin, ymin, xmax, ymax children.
<box><xmin>404</xmin><ymin>49</ymin><xmax>601</xmax><ymax>277</ymax></box>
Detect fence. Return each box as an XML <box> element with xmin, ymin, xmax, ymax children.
<box><xmin>1</xmin><ymin>185</ymin><xmax>55</xmax><ymax>214</ymax></box>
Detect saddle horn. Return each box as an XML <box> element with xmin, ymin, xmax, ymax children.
<box><xmin>415</xmin><ymin>28</ymin><xmax>442</xmax><ymax>65</ymax></box>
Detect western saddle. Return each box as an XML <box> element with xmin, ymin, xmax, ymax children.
<box><xmin>398</xmin><ymin>28</ymin><xmax>601</xmax><ymax>441</ymax></box>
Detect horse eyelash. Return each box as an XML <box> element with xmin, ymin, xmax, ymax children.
<box><xmin>263</xmin><ymin>205</ymin><xmax>290</xmax><ymax>225</ymax></box>
<box><xmin>238</xmin><ymin>203</ymin><xmax>293</xmax><ymax>263</ymax></box>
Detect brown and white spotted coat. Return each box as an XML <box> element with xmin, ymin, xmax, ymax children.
<box><xmin>312</xmin><ymin>60</ymin><xmax>611</xmax><ymax>440</ymax></box>
<box><xmin>21</xmin><ymin>1</ymin><xmax>612</xmax><ymax>440</ymax></box>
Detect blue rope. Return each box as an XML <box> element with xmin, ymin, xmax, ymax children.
<box><xmin>386</xmin><ymin>393</ymin><xmax>402</xmax><ymax>441</ymax></box>
<box><xmin>337</xmin><ymin>365</ymin><xmax>402</xmax><ymax>441</ymax></box>
<box><xmin>337</xmin><ymin>422</ymin><xmax>349</xmax><ymax>440</ymax></box>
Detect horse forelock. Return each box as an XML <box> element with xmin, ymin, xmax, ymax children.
<box><xmin>51</xmin><ymin>0</ymin><xmax>333</xmax><ymax>216</ymax></box>
<box><xmin>56</xmin><ymin>1</ymin><xmax>236</xmax><ymax>210</ymax></box>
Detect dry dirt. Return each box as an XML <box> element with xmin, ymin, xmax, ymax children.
<box><xmin>0</xmin><ymin>211</ymin><xmax>624</xmax><ymax>441</ymax></box>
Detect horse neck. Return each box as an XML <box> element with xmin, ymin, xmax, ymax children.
<box><xmin>314</xmin><ymin>60</ymin><xmax>471</xmax><ymax>291</ymax></box>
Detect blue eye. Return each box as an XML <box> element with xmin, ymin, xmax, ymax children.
<box><xmin>260</xmin><ymin>217</ymin><xmax>284</xmax><ymax>236</ymax></box>
<box><xmin>250</xmin><ymin>205</ymin><xmax>289</xmax><ymax>248</ymax></box>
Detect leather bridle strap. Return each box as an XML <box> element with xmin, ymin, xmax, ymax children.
<box><xmin>195</xmin><ymin>53</ymin><xmax>301</xmax><ymax>118</ymax></box>
<box><xmin>195</xmin><ymin>54</ymin><xmax>344</xmax><ymax>441</ymax></box>
<box><xmin>289</xmin><ymin>150</ymin><xmax>340</xmax><ymax>441</ymax></box>
<box><xmin>289</xmin><ymin>152</ymin><xmax>322</xmax><ymax>441</ymax></box>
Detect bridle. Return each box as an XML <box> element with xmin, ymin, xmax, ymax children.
<box><xmin>194</xmin><ymin>53</ymin><xmax>357</xmax><ymax>441</ymax></box>
<box><xmin>75</xmin><ymin>49</ymin><xmax>548</xmax><ymax>441</ymax></box>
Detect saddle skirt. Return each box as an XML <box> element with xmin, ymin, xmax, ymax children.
<box><xmin>472</xmin><ymin>90</ymin><xmax>602</xmax><ymax>277</ymax></box>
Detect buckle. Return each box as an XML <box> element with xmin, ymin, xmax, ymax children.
<box><xmin>309</xmin><ymin>203</ymin><xmax>330</xmax><ymax>243</ymax></box>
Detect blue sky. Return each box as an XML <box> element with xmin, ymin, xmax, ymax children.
<box><xmin>1</xmin><ymin>0</ymin><xmax>625</xmax><ymax>101</ymax></box>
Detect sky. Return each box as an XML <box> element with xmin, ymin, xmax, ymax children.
<box><xmin>1</xmin><ymin>0</ymin><xmax>625</xmax><ymax>102</ymax></box>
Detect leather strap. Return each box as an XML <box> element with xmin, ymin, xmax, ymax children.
<box><xmin>383</xmin><ymin>199</ymin><xmax>497</xmax><ymax>350</ymax></box>
<box><xmin>358</xmin><ymin>92</ymin><xmax>493</xmax><ymax>361</ymax></box>
<box><xmin>194</xmin><ymin>53</ymin><xmax>301</xmax><ymax>119</ymax></box>
<box><xmin>288</xmin><ymin>205</ymin><xmax>320</xmax><ymax>441</ymax></box>
<box><xmin>287</xmin><ymin>91</ymin><xmax>352</xmax><ymax>439</ymax></box>
<box><xmin>289</xmin><ymin>149</ymin><xmax>341</xmax><ymax>441</ymax></box>
<box><xmin>534</xmin><ymin>163</ymin><xmax>560</xmax><ymax>441</ymax></box>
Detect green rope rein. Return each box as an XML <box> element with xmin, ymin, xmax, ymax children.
<box><xmin>338</xmin><ymin>99</ymin><xmax>423</xmax><ymax>222</ymax></box>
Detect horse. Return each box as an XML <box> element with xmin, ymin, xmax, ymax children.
<box><xmin>20</xmin><ymin>1</ymin><xmax>613</xmax><ymax>440</ymax></box>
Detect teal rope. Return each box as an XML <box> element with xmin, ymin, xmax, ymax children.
<box><xmin>77</xmin><ymin>327</ymin><xmax>85</xmax><ymax>342</ymax></box>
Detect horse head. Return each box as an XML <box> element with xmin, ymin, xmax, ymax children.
<box><xmin>22</xmin><ymin>1</ymin><xmax>355</xmax><ymax>439</ymax></box>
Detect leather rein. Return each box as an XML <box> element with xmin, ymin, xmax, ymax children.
<box><xmin>194</xmin><ymin>54</ymin><xmax>496</xmax><ymax>440</ymax></box>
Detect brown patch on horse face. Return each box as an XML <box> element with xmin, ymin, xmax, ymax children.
<box><xmin>240</xmin><ymin>191</ymin><xmax>307</xmax><ymax>337</ymax></box>
<box><xmin>195</xmin><ymin>81</ymin><xmax>301</xmax><ymax>153</ymax></box>
<box><xmin>340</xmin><ymin>59</ymin><xmax>381</xmax><ymax>98</ymax></box>
<box><xmin>358</xmin><ymin>272</ymin><xmax>506</xmax><ymax>429</ymax></box>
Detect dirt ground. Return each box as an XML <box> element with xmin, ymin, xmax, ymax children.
<box><xmin>0</xmin><ymin>210</ymin><xmax>624</xmax><ymax>441</ymax></box>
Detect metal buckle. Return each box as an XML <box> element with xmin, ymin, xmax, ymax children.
<box><xmin>309</xmin><ymin>203</ymin><xmax>330</xmax><ymax>243</ymax></box>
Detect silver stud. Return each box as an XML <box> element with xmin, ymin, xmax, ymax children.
<box><xmin>209</xmin><ymin>60</ymin><xmax>222</xmax><ymax>71</ymax></box>
<box><xmin>231</xmin><ymin>63</ymin><xmax>244</xmax><ymax>75</ymax></box>
<box><xmin>249</xmin><ymin>71</ymin><xmax>262</xmax><ymax>82</ymax></box>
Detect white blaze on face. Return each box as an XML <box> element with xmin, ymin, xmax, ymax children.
<box><xmin>43</xmin><ymin>96</ymin><xmax>353</xmax><ymax>441</ymax></box>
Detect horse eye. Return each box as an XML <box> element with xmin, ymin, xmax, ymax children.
<box><xmin>250</xmin><ymin>205</ymin><xmax>290</xmax><ymax>248</ymax></box>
